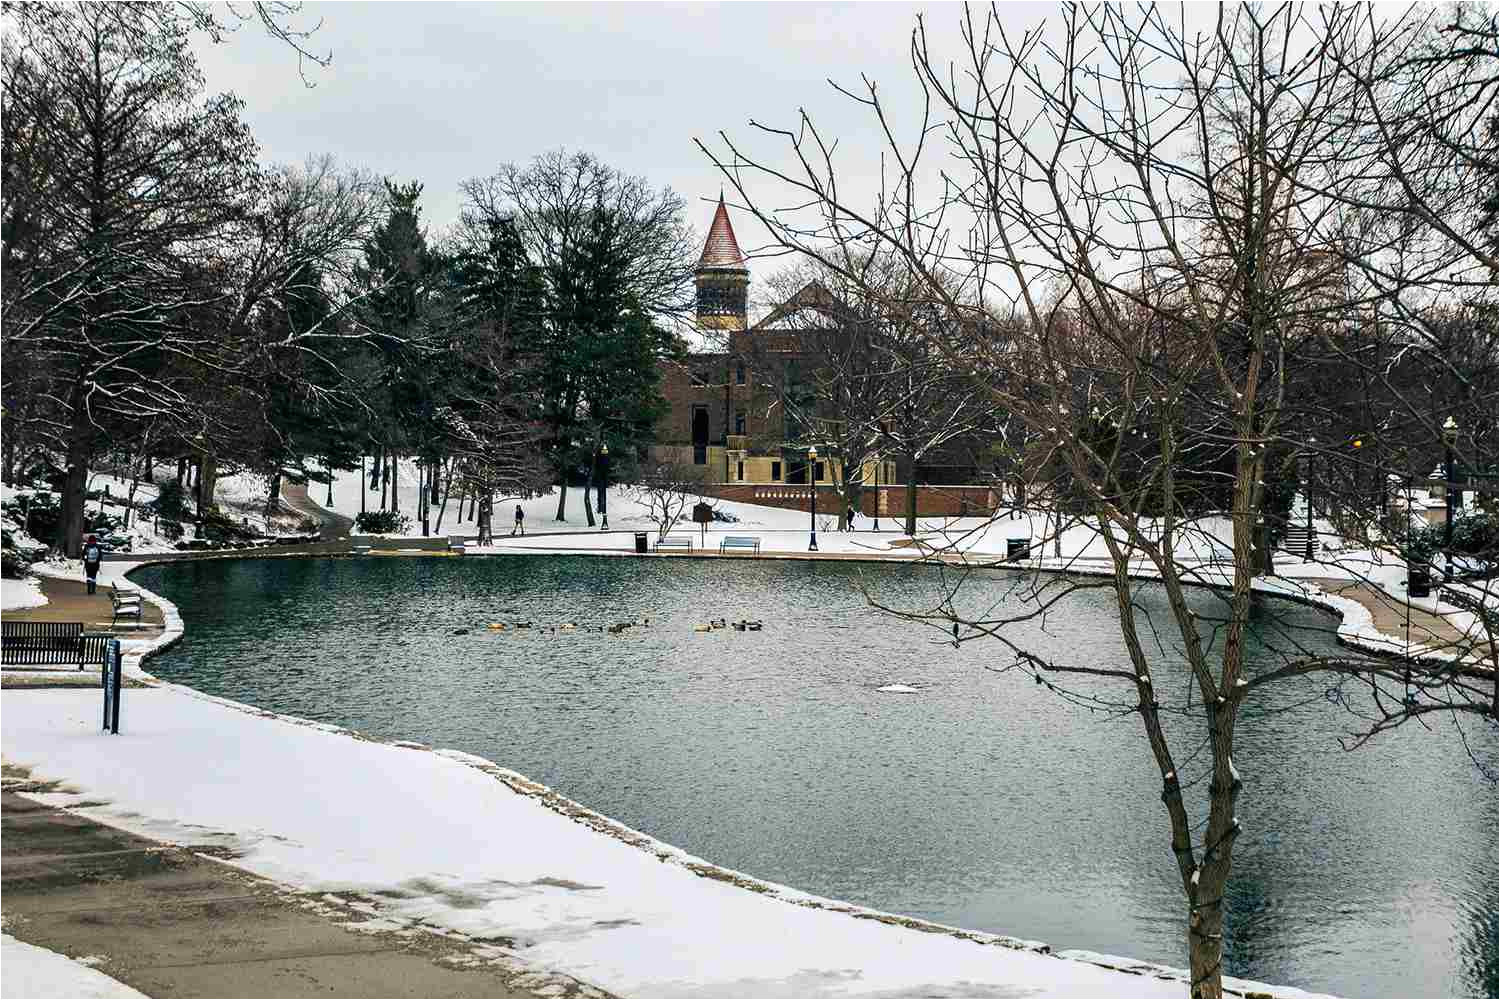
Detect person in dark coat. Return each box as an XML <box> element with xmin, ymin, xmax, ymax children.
<box><xmin>512</xmin><ymin>504</ymin><xmax>525</xmax><ymax>536</ymax></box>
<box><xmin>82</xmin><ymin>534</ymin><xmax>103</xmax><ymax>595</ymax></box>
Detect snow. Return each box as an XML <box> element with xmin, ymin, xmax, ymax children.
<box><xmin>1</xmin><ymin>677</ymin><xmax>1326</xmax><ymax>999</ymax></box>
<box><xmin>0</xmin><ymin>934</ymin><xmax>145</xmax><ymax>999</ymax></box>
<box><xmin>2</xmin><ymin>575</ymin><xmax>47</xmax><ymax>611</ymax></box>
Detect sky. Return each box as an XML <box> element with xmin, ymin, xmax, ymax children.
<box><xmin>191</xmin><ymin>1</ymin><xmax>1058</xmax><ymax>264</ymax></box>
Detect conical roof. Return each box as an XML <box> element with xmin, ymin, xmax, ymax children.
<box><xmin>698</xmin><ymin>195</ymin><xmax>747</xmax><ymax>269</ymax></box>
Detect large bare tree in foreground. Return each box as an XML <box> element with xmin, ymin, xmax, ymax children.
<box><xmin>701</xmin><ymin>3</ymin><xmax>1496</xmax><ymax>995</ymax></box>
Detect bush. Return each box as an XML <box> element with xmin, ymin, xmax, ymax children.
<box><xmin>155</xmin><ymin>480</ymin><xmax>190</xmax><ymax>521</ymax></box>
<box><xmin>355</xmin><ymin>510</ymin><xmax>411</xmax><ymax>534</ymax></box>
<box><xmin>1</xmin><ymin>547</ymin><xmax>29</xmax><ymax>579</ymax></box>
<box><xmin>298</xmin><ymin>515</ymin><xmax>319</xmax><ymax>534</ymax></box>
<box><xmin>159</xmin><ymin>519</ymin><xmax>185</xmax><ymax>542</ymax></box>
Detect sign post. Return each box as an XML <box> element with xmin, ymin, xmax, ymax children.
<box><xmin>101</xmin><ymin>639</ymin><xmax>122</xmax><ymax>734</ymax></box>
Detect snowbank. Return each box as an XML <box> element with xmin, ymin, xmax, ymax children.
<box><xmin>2</xmin><ymin>576</ymin><xmax>47</xmax><ymax>611</ymax></box>
<box><xmin>0</xmin><ymin>934</ymin><xmax>145</xmax><ymax>1000</ymax></box>
<box><xmin>0</xmin><ymin>682</ymin><xmax>1325</xmax><ymax>999</ymax></box>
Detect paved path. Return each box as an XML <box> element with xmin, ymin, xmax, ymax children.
<box><xmin>0</xmin><ymin>781</ymin><xmax>603</xmax><ymax>999</ymax></box>
<box><xmin>4</xmin><ymin>577</ymin><xmax>165</xmax><ymax>633</ymax></box>
<box><xmin>1308</xmin><ymin>578</ymin><xmax>1496</xmax><ymax>662</ymax></box>
<box><xmin>281</xmin><ymin>482</ymin><xmax>353</xmax><ymax>541</ymax></box>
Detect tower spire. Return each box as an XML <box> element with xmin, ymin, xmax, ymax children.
<box><xmin>695</xmin><ymin>196</ymin><xmax>749</xmax><ymax>331</ymax></box>
<box><xmin>699</xmin><ymin>195</ymin><xmax>747</xmax><ymax>269</ymax></box>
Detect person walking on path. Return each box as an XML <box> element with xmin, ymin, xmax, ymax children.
<box><xmin>512</xmin><ymin>504</ymin><xmax>525</xmax><ymax>536</ymax></box>
<box><xmin>82</xmin><ymin>534</ymin><xmax>102</xmax><ymax>595</ymax></box>
<box><xmin>846</xmin><ymin>505</ymin><xmax>857</xmax><ymax>531</ymax></box>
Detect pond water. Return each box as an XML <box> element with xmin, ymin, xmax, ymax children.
<box><xmin>133</xmin><ymin>555</ymin><xmax>1497</xmax><ymax>998</ymax></box>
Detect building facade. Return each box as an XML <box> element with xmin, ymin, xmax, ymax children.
<box><xmin>651</xmin><ymin>196</ymin><xmax>894</xmax><ymax>488</ymax></box>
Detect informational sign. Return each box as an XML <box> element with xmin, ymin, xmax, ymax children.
<box><xmin>101</xmin><ymin>639</ymin><xmax>122</xmax><ymax>735</ymax></box>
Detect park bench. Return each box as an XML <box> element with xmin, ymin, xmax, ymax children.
<box><xmin>1</xmin><ymin>621</ymin><xmax>111</xmax><ymax>669</ymax></box>
<box><xmin>719</xmin><ymin>535</ymin><xmax>761</xmax><ymax>556</ymax></box>
<box><xmin>654</xmin><ymin>534</ymin><xmax>694</xmax><ymax>553</ymax></box>
<box><xmin>110</xmin><ymin>583</ymin><xmax>144</xmax><ymax>626</ymax></box>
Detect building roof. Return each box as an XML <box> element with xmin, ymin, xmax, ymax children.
<box><xmin>698</xmin><ymin>195</ymin><xmax>747</xmax><ymax>270</ymax></box>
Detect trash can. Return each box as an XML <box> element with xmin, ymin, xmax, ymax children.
<box><xmin>634</xmin><ymin>531</ymin><xmax>649</xmax><ymax>554</ymax></box>
<box><xmin>1407</xmin><ymin>565</ymin><xmax>1431</xmax><ymax>598</ymax></box>
<box><xmin>1006</xmin><ymin>538</ymin><xmax>1030</xmax><ymax>561</ymax></box>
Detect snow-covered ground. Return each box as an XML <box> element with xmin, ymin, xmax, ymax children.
<box><xmin>2</xmin><ymin>575</ymin><xmax>47</xmax><ymax>611</ymax></box>
<box><xmin>1</xmin><ymin>680</ymin><xmax>1325</xmax><ymax>1000</ymax></box>
<box><xmin>0</xmin><ymin>935</ymin><xmax>145</xmax><ymax>1000</ymax></box>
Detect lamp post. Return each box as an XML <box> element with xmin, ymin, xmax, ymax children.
<box><xmin>1443</xmin><ymin>415</ymin><xmax>1457</xmax><ymax>582</ymax></box>
<box><xmin>807</xmin><ymin>445</ymin><xmax>819</xmax><ymax>552</ymax></box>
<box><xmin>871</xmin><ymin>451</ymin><xmax>880</xmax><ymax>532</ymax></box>
<box><xmin>1302</xmin><ymin>439</ymin><xmax>1315</xmax><ymax>562</ymax></box>
<box><xmin>598</xmin><ymin>442</ymin><xmax>609</xmax><ymax>530</ymax></box>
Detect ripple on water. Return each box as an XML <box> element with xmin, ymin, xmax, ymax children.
<box><xmin>134</xmin><ymin>555</ymin><xmax>1499</xmax><ymax>998</ymax></box>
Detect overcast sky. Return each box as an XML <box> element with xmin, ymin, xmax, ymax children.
<box><xmin>192</xmin><ymin>2</ymin><xmax>1058</xmax><ymax>262</ymax></box>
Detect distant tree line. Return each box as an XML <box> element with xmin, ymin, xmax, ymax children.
<box><xmin>1</xmin><ymin>4</ymin><xmax>697</xmax><ymax>553</ymax></box>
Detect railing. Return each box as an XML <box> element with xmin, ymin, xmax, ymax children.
<box><xmin>1</xmin><ymin>621</ymin><xmax>112</xmax><ymax>669</ymax></box>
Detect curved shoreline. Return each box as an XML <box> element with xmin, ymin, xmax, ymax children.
<box><xmin>20</xmin><ymin>550</ymin><xmax>1357</xmax><ymax>997</ymax></box>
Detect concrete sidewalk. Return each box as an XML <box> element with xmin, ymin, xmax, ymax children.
<box><xmin>1</xmin><ymin>778</ymin><xmax>605</xmax><ymax>999</ymax></box>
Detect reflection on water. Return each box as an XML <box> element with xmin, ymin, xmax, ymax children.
<box><xmin>135</xmin><ymin>555</ymin><xmax>1498</xmax><ymax>997</ymax></box>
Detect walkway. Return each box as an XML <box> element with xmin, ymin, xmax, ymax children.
<box><xmin>4</xmin><ymin>576</ymin><xmax>166</xmax><ymax>633</ymax></box>
<box><xmin>1309</xmin><ymin>578</ymin><xmax>1495</xmax><ymax>662</ymax></box>
<box><xmin>281</xmin><ymin>481</ymin><xmax>354</xmax><ymax>541</ymax></box>
<box><xmin>0</xmin><ymin>781</ymin><xmax>600</xmax><ymax>999</ymax></box>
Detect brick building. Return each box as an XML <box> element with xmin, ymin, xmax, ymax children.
<box><xmin>650</xmin><ymin>198</ymin><xmax>986</xmax><ymax>507</ymax></box>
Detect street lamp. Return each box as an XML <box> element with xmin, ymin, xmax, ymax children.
<box><xmin>807</xmin><ymin>446</ymin><xmax>819</xmax><ymax>552</ymax></box>
<box><xmin>871</xmin><ymin>451</ymin><xmax>880</xmax><ymax>532</ymax></box>
<box><xmin>1443</xmin><ymin>415</ymin><xmax>1458</xmax><ymax>582</ymax></box>
<box><xmin>1302</xmin><ymin>439</ymin><xmax>1315</xmax><ymax>562</ymax></box>
<box><xmin>598</xmin><ymin>442</ymin><xmax>609</xmax><ymax>530</ymax></box>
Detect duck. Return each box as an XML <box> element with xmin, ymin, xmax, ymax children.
<box><xmin>709</xmin><ymin>618</ymin><xmax>727</xmax><ymax>630</ymax></box>
<box><xmin>747</xmin><ymin>621</ymin><xmax>763</xmax><ymax>631</ymax></box>
<box><xmin>731</xmin><ymin>621</ymin><xmax>747</xmax><ymax>632</ymax></box>
<box><xmin>559</xmin><ymin>623</ymin><xmax>577</xmax><ymax>632</ymax></box>
<box><xmin>693</xmin><ymin>624</ymin><xmax>712</xmax><ymax>633</ymax></box>
<box><xmin>513</xmin><ymin>622</ymin><xmax>532</xmax><ymax>629</ymax></box>
<box><xmin>451</xmin><ymin>627</ymin><xmax>471</xmax><ymax>636</ymax></box>
<box><xmin>486</xmin><ymin>622</ymin><xmax>507</xmax><ymax>631</ymax></box>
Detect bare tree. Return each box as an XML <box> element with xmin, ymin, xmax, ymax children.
<box><xmin>629</xmin><ymin>463</ymin><xmax>716</xmax><ymax>540</ymax></box>
<box><xmin>700</xmin><ymin>4</ymin><xmax>1496</xmax><ymax>995</ymax></box>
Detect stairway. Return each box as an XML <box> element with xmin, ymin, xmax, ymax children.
<box><xmin>1281</xmin><ymin>522</ymin><xmax>1320</xmax><ymax>557</ymax></box>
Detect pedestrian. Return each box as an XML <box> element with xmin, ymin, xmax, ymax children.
<box><xmin>82</xmin><ymin>534</ymin><xmax>102</xmax><ymax>595</ymax></box>
<box><xmin>512</xmin><ymin>504</ymin><xmax>525</xmax><ymax>536</ymax></box>
<box><xmin>846</xmin><ymin>505</ymin><xmax>857</xmax><ymax>531</ymax></box>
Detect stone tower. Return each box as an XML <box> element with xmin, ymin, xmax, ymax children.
<box><xmin>695</xmin><ymin>194</ymin><xmax>748</xmax><ymax>331</ymax></box>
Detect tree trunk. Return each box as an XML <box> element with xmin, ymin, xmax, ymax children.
<box><xmin>905</xmin><ymin>453</ymin><xmax>918</xmax><ymax>535</ymax></box>
<box><xmin>435</xmin><ymin>459</ymin><xmax>452</xmax><ymax>533</ymax></box>
<box><xmin>177</xmin><ymin>456</ymin><xmax>187</xmax><ymax>487</ymax></box>
<box><xmin>430</xmin><ymin>458</ymin><xmax>441</xmax><ymax>505</ymax></box>
<box><xmin>380</xmin><ymin>452</ymin><xmax>389</xmax><ymax>510</ymax></box>
<box><xmin>360</xmin><ymin>455</ymin><xmax>366</xmax><ymax>515</ymax></box>
<box><xmin>391</xmin><ymin>453</ymin><xmax>399</xmax><ymax>512</ymax></box>
<box><xmin>419</xmin><ymin>461</ymin><xmax>430</xmax><ymax>536</ymax></box>
<box><xmin>268</xmin><ymin>471</ymin><xmax>282</xmax><ymax>510</ymax></box>
<box><xmin>582</xmin><ymin>451</ymin><xmax>597</xmax><ymax>527</ymax></box>
<box><xmin>61</xmin><ymin>398</ymin><xmax>90</xmax><ymax>556</ymax></box>
<box><xmin>554</xmin><ymin>475</ymin><xmax>567</xmax><ymax>521</ymax></box>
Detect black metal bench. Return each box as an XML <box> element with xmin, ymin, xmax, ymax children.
<box><xmin>654</xmin><ymin>535</ymin><xmax>694</xmax><ymax>553</ymax></box>
<box><xmin>719</xmin><ymin>535</ymin><xmax>761</xmax><ymax>555</ymax></box>
<box><xmin>110</xmin><ymin>583</ymin><xmax>144</xmax><ymax>626</ymax></box>
<box><xmin>1</xmin><ymin>621</ymin><xmax>112</xmax><ymax>669</ymax></box>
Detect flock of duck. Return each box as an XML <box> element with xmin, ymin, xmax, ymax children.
<box><xmin>449</xmin><ymin>616</ymin><xmax>765</xmax><ymax>636</ymax></box>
